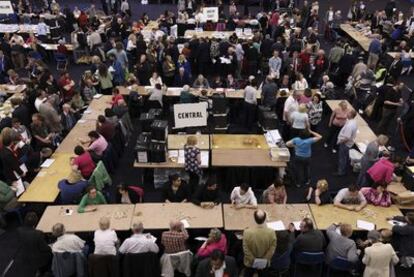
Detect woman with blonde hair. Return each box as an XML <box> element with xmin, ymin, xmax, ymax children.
<box><xmin>93</xmin><ymin>217</ymin><xmax>118</xmax><ymax>255</ymax></box>
<box><xmin>290</xmin><ymin>103</ymin><xmax>310</xmax><ymax>138</ymax></box>
<box><xmin>184</xmin><ymin>136</ymin><xmax>201</xmax><ymax>192</ymax></box>
<box><xmin>324</xmin><ymin>100</ymin><xmax>349</xmax><ymax>153</ymax></box>
<box><xmin>306</xmin><ymin>179</ymin><xmax>331</xmax><ymax>205</ymax></box>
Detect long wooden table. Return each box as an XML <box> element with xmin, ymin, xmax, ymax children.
<box><xmin>310</xmin><ymin>204</ymin><xmax>402</xmax><ymax>230</ymax></box>
<box><xmin>0</xmin><ymin>84</ymin><xmax>27</xmax><ymax>95</ymax></box>
<box><xmin>168</xmin><ymin>134</ymin><xmax>210</xmax><ymax>150</ymax></box>
<box><xmin>326</xmin><ymin>100</ymin><xmax>377</xmax><ymax>147</ymax></box>
<box><xmin>36</xmin><ymin>204</ymin><xmax>135</xmax><ymax>233</ymax></box>
<box><xmin>131</xmin><ymin>203</ymin><xmax>223</xmax><ymax>229</ymax></box>
<box><xmin>18</xmin><ymin>96</ymin><xmax>112</xmax><ymax>202</ymax></box>
<box><xmin>223</xmin><ymin>204</ymin><xmax>313</xmax><ymax>231</ymax></box>
<box><xmin>211</xmin><ymin>134</ymin><xmax>287</xmax><ymax>168</ymax></box>
<box><xmin>184</xmin><ymin>30</ymin><xmax>254</xmax><ymax>40</ymax></box>
<box><xmin>340</xmin><ymin>23</ymin><xmax>371</xmax><ymax>52</ymax></box>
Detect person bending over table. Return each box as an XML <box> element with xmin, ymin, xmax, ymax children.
<box><xmin>71</xmin><ymin>145</ymin><xmax>96</xmax><ymax>179</ymax></box>
<box><xmin>333</xmin><ymin>184</ymin><xmax>367</xmax><ymax>211</ymax></box>
<box><xmin>192</xmin><ymin>178</ymin><xmax>221</xmax><ymax>208</ymax></box>
<box><xmin>162</xmin><ymin>174</ymin><xmax>191</xmax><ymax>203</ymax></box>
<box><xmin>262</xmin><ymin>178</ymin><xmax>287</xmax><ymax>204</ymax></box>
<box><xmin>77</xmin><ymin>185</ymin><xmax>107</xmax><ymax>213</ymax></box>
<box><xmin>305</xmin><ymin>179</ymin><xmax>331</xmax><ymax>205</ymax></box>
<box><xmin>230</xmin><ymin>183</ymin><xmax>257</xmax><ymax>209</ymax></box>
<box><xmin>78</xmin><ymin>131</ymin><xmax>108</xmax><ymax>161</ymax></box>
<box><xmin>360</xmin><ymin>183</ymin><xmax>392</xmax><ymax>207</ymax></box>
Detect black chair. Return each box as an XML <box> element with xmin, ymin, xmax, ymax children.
<box><xmin>121</xmin><ymin>252</ymin><xmax>161</xmax><ymax>277</ymax></box>
<box><xmin>88</xmin><ymin>254</ymin><xmax>120</xmax><ymax>277</ymax></box>
<box><xmin>294</xmin><ymin>252</ymin><xmax>325</xmax><ymax>277</ymax></box>
<box><xmin>269</xmin><ymin>246</ymin><xmax>292</xmax><ymax>277</ymax></box>
<box><xmin>327</xmin><ymin>256</ymin><xmax>357</xmax><ymax>277</ymax></box>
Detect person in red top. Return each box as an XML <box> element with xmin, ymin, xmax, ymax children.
<box><xmin>366</xmin><ymin>152</ymin><xmax>395</xmax><ymax>187</ymax></box>
<box><xmin>71</xmin><ymin>145</ymin><xmax>96</xmax><ymax>179</ymax></box>
<box><xmin>57</xmin><ymin>40</ymin><xmax>68</xmax><ymax>56</ymax></box>
<box><xmin>111</xmin><ymin>88</ymin><xmax>124</xmax><ymax>107</ymax></box>
<box><xmin>58</xmin><ymin>71</ymin><xmax>75</xmax><ymax>102</ymax></box>
<box><xmin>78</xmin><ymin>11</ymin><xmax>89</xmax><ymax>29</ymax></box>
<box><xmin>197</xmin><ymin>228</ymin><xmax>227</xmax><ymax>258</ymax></box>
<box><xmin>299</xmin><ymin>47</ymin><xmax>312</xmax><ymax>79</ymax></box>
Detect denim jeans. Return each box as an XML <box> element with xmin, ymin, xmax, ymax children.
<box><xmin>295</xmin><ymin>156</ymin><xmax>311</xmax><ymax>187</ymax></box>
<box><xmin>338</xmin><ymin>143</ymin><xmax>351</xmax><ymax>175</ymax></box>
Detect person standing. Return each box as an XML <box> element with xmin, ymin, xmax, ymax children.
<box><xmin>334</xmin><ymin>110</ymin><xmax>358</xmax><ymax>176</ymax></box>
<box><xmin>243</xmin><ymin>79</ymin><xmax>258</xmax><ymax>132</ymax></box>
<box><xmin>325</xmin><ymin>223</ymin><xmax>359</xmax><ymax>263</ymax></box>
<box><xmin>184</xmin><ymin>136</ymin><xmax>201</xmax><ymax>192</ymax></box>
<box><xmin>242</xmin><ymin>209</ymin><xmax>277</xmax><ymax>277</ymax></box>
<box><xmin>286</xmin><ymin>130</ymin><xmax>322</xmax><ymax>188</ymax></box>
<box><xmin>377</xmin><ymin>83</ymin><xmax>403</xmax><ymax>135</ymax></box>
<box><xmin>324</xmin><ymin>100</ymin><xmax>349</xmax><ymax>153</ymax></box>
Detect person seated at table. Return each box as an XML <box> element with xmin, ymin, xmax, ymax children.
<box><xmin>195</xmin><ymin>249</ymin><xmax>238</xmax><ymax>277</ymax></box>
<box><xmin>119</xmin><ymin>222</ymin><xmax>159</xmax><ymax>254</ymax></box>
<box><xmin>262</xmin><ymin>178</ymin><xmax>287</xmax><ymax>204</ymax></box>
<box><xmin>180</xmin><ymin>85</ymin><xmax>196</xmax><ymax>103</ymax></box>
<box><xmin>305</xmin><ymin>179</ymin><xmax>332</xmax><ymax>205</ymax></box>
<box><xmin>230</xmin><ymin>183</ymin><xmax>257</xmax><ymax>209</ymax></box>
<box><xmin>360</xmin><ymin>183</ymin><xmax>392</xmax><ymax>207</ymax></box>
<box><xmin>94</xmin><ymin>217</ymin><xmax>119</xmax><ymax>255</ymax></box>
<box><xmin>192</xmin><ymin>178</ymin><xmax>221</xmax><ymax>208</ymax></box>
<box><xmin>110</xmin><ymin>88</ymin><xmax>124</xmax><ymax>107</ymax></box>
<box><xmin>334</xmin><ymin>184</ymin><xmax>368</xmax><ymax>211</ymax></box>
<box><xmin>77</xmin><ymin>185</ymin><xmax>107</xmax><ymax>213</ymax></box>
<box><xmin>58</xmin><ymin>169</ymin><xmax>89</xmax><ymax>204</ymax></box>
<box><xmin>71</xmin><ymin>146</ymin><xmax>96</xmax><ymax>179</ymax></box>
<box><xmin>149</xmin><ymin>71</ymin><xmax>163</xmax><ymax>87</ymax></box>
<box><xmin>51</xmin><ymin>223</ymin><xmax>86</xmax><ymax>253</ymax></box>
<box><xmin>79</xmin><ymin>131</ymin><xmax>108</xmax><ymax>161</ymax></box>
<box><xmin>288</xmin><ymin>218</ymin><xmax>325</xmax><ymax>256</ymax></box>
<box><xmin>96</xmin><ymin>115</ymin><xmax>115</xmax><ymax>141</ymax></box>
<box><xmin>326</xmin><ymin>223</ymin><xmax>359</xmax><ymax>264</ymax></box>
<box><xmin>197</xmin><ymin>228</ymin><xmax>227</xmax><ymax>258</ymax></box>
<box><xmin>161</xmin><ymin>220</ymin><xmax>189</xmax><ymax>254</ymax></box>
<box><xmin>116</xmin><ymin>184</ymin><xmax>142</xmax><ymax>204</ymax></box>
<box><xmin>162</xmin><ymin>174</ymin><xmax>191</xmax><ymax>203</ymax></box>
<box><xmin>365</xmin><ymin>152</ymin><xmax>396</xmax><ymax>187</ymax></box>
<box><xmin>193</xmin><ymin>74</ymin><xmax>210</xmax><ymax>89</ymax></box>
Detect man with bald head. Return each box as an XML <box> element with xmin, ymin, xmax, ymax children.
<box><xmin>242</xmin><ymin>209</ymin><xmax>277</xmax><ymax>276</ymax></box>
<box><xmin>161</xmin><ymin>220</ymin><xmax>189</xmax><ymax>254</ymax></box>
<box><xmin>119</xmin><ymin>222</ymin><xmax>159</xmax><ymax>254</ymax></box>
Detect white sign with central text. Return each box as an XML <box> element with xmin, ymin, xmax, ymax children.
<box><xmin>202</xmin><ymin>7</ymin><xmax>219</xmax><ymax>22</ymax></box>
<box><xmin>174</xmin><ymin>102</ymin><xmax>208</xmax><ymax>128</ymax></box>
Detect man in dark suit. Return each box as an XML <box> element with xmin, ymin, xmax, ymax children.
<box><xmin>195</xmin><ymin>249</ymin><xmax>238</xmax><ymax>277</ymax></box>
<box><xmin>291</xmin><ymin>218</ymin><xmax>325</xmax><ymax>255</ymax></box>
<box><xmin>0</xmin><ymin>134</ymin><xmax>24</xmax><ymax>184</ymax></box>
<box><xmin>14</xmin><ymin>212</ymin><xmax>52</xmax><ymax>276</ymax></box>
<box><xmin>11</xmin><ymin>97</ymin><xmax>31</xmax><ymax>127</ymax></box>
<box><xmin>388</xmin><ymin>53</ymin><xmax>403</xmax><ymax>81</ymax></box>
<box><xmin>0</xmin><ymin>50</ymin><xmax>11</xmax><ymax>84</ymax></box>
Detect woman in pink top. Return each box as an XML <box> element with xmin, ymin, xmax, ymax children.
<box><xmin>366</xmin><ymin>154</ymin><xmax>395</xmax><ymax>187</ymax></box>
<box><xmin>361</xmin><ymin>184</ymin><xmax>392</xmax><ymax>207</ymax></box>
<box><xmin>85</xmin><ymin>131</ymin><xmax>108</xmax><ymax>157</ymax></box>
<box><xmin>324</xmin><ymin>100</ymin><xmax>349</xmax><ymax>153</ymax></box>
<box><xmin>197</xmin><ymin>228</ymin><xmax>227</xmax><ymax>258</ymax></box>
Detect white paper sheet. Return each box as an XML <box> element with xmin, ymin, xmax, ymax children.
<box><xmin>194</xmin><ymin>236</ymin><xmax>208</xmax><ymax>241</ymax></box>
<box><xmin>252</xmin><ymin>258</ymin><xmax>268</xmax><ymax>269</ymax></box>
<box><xmin>41</xmin><ymin>159</ymin><xmax>55</xmax><ymax>168</ymax></box>
<box><xmin>201</xmin><ymin>151</ymin><xmax>209</xmax><ymax>167</ymax></box>
<box><xmin>180</xmin><ymin>219</ymin><xmax>190</xmax><ymax>228</ymax></box>
<box><xmin>292</xmin><ymin>221</ymin><xmax>301</xmax><ymax>231</ymax></box>
<box><xmin>357</xmin><ymin>219</ymin><xmax>375</xmax><ymax>231</ymax></box>
<box><xmin>93</xmin><ymin>94</ymin><xmax>103</xmax><ymax>99</ymax></box>
<box><xmin>15</xmin><ymin>179</ymin><xmax>25</xmax><ymax>197</ymax></box>
<box><xmin>266</xmin><ymin>220</ymin><xmax>286</xmax><ymax>231</ymax></box>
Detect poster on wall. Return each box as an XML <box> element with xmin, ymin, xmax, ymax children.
<box><xmin>0</xmin><ymin>1</ymin><xmax>14</xmax><ymax>14</ymax></box>
<box><xmin>174</xmin><ymin>102</ymin><xmax>208</xmax><ymax>129</ymax></box>
<box><xmin>202</xmin><ymin>7</ymin><xmax>219</xmax><ymax>22</ymax></box>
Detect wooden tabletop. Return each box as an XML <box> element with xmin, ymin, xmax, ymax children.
<box><xmin>168</xmin><ymin>134</ymin><xmax>210</xmax><ymax>150</ymax></box>
<box><xmin>18</xmin><ymin>153</ymin><xmax>73</xmax><ymax>203</ymax></box>
<box><xmin>55</xmin><ymin>119</ymin><xmax>95</xmax><ymax>153</ymax></box>
<box><xmin>184</xmin><ymin>30</ymin><xmax>254</xmax><ymax>40</ymax></box>
<box><xmin>340</xmin><ymin>24</ymin><xmax>371</xmax><ymax>52</ymax></box>
<box><xmin>36</xmin><ymin>204</ymin><xmax>135</xmax><ymax>233</ymax></box>
<box><xmin>0</xmin><ymin>84</ymin><xmax>27</xmax><ymax>95</ymax></box>
<box><xmin>223</xmin><ymin>204</ymin><xmax>313</xmax><ymax>231</ymax></box>
<box><xmin>133</xmin><ymin>150</ymin><xmax>209</xmax><ymax>168</ymax></box>
<box><xmin>131</xmin><ymin>203</ymin><xmax>223</xmax><ymax>229</ymax></box>
<box><xmin>211</xmin><ymin>148</ymin><xmax>286</xmax><ymax>167</ymax></box>
<box><xmin>40</xmin><ymin>43</ymin><xmax>75</xmax><ymax>51</ymax></box>
<box><xmin>211</xmin><ymin>134</ymin><xmax>269</xmax><ymax>149</ymax></box>
<box><xmin>310</xmin><ymin>204</ymin><xmax>402</xmax><ymax>230</ymax></box>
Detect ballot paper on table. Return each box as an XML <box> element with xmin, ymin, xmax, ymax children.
<box><xmin>15</xmin><ymin>179</ymin><xmax>25</xmax><ymax>197</ymax></box>
<box><xmin>181</xmin><ymin>219</ymin><xmax>190</xmax><ymax>228</ymax></box>
<box><xmin>266</xmin><ymin>220</ymin><xmax>286</xmax><ymax>231</ymax></box>
<box><xmin>93</xmin><ymin>94</ymin><xmax>103</xmax><ymax>99</ymax></box>
<box><xmin>292</xmin><ymin>221</ymin><xmax>301</xmax><ymax>231</ymax></box>
<box><xmin>78</xmin><ymin>119</ymin><xmax>86</xmax><ymax>124</ymax></box>
<box><xmin>356</xmin><ymin>142</ymin><xmax>367</xmax><ymax>154</ymax></box>
<box><xmin>41</xmin><ymin>159</ymin><xmax>55</xmax><ymax>168</ymax></box>
<box><xmin>357</xmin><ymin>220</ymin><xmax>375</xmax><ymax>231</ymax></box>
<box><xmin>252</xmin><ymin>258</ymin><xmax>268</xmax><ymax>269</ymax></box>
<box><xmin>13</xmin><ymin>164</ymin><xmax>28</xmax><ymax>179</ymax></box>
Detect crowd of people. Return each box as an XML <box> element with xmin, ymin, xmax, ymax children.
<box><xmin>0</xmin><ymin>0</ymin><xmax>414</xmax><ymax>276</ymax></box>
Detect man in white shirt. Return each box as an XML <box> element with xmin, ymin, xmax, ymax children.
<box><xmin>37</xmin><ymin>18</ymin><xmax>49</xmax><ymax>41</ymax></box>
<box><xmin>335</xmin><ymin>110</ymin><xmax>358</xmax><ymax>176</ymax></box>
<box><xmin>268</xmin><ymin>50</ymin><xmax>282</xmax><ymax>79</ymax></box>
<box><xmin>51</xmin><ymin>223</ymin><xmax>85</xmax><ymax>253</ymax></box>
<box><xmin>283</xmin><ymin>90</ymin><xmax>301</xmax><ymax>122</ymax></box>
<box><xmin>94</xmin><ymin>217</ymin><xmax>118</xmax><ymax>255</ymax></box>
<box><xmin>119</xmin><ymin>222</ymin><xmax>159</xmax><ymax>254</ymax></box>
<box><xmin>230</xmin><ymin>183</ymin><xmax>257</xmax><ymax>209</ymax></box>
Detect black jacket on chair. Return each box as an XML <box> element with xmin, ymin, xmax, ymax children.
<box><xmin>88</xmin><ymin>254</ymin><xmax>120</xmax><ymax>277</ymax></box>
<box><xmin>0</xmin><ymin>147</ymin><xmax>22</xmax><ymax>183</ymax></box>
<box><xmin>122</xmin><ymin>252</ymin><xmax>161</xmax><ymax>277</ymax></box>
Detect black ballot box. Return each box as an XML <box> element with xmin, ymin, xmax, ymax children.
<box><xmin>139</xmin><ymin>112</ymin><xmax>155</xmax><ymax>133</ymax></box>
<box><xmin>149</xmin><ymin>142</ymin><xmax>166</xmax><ymax>163</ymax></box>
<box><xmin>151</xmin><ymin>120</ymin><xmax>168</xmax><ymax>142</ymax></box>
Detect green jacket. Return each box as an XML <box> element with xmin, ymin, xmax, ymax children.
<box><xmin>77</xmin><ymin>191</ymin><xmax>107</xmax><ymax>213</ymax></box>
<box><xmin>0</xmin><ymin>180</ymin><xmax>14</xmax><ymax>210</ymax></box>
<box><xmin>88</xmin><ymin>161</ymin><xmax>112</xmax><ymax>191</ymax></box>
